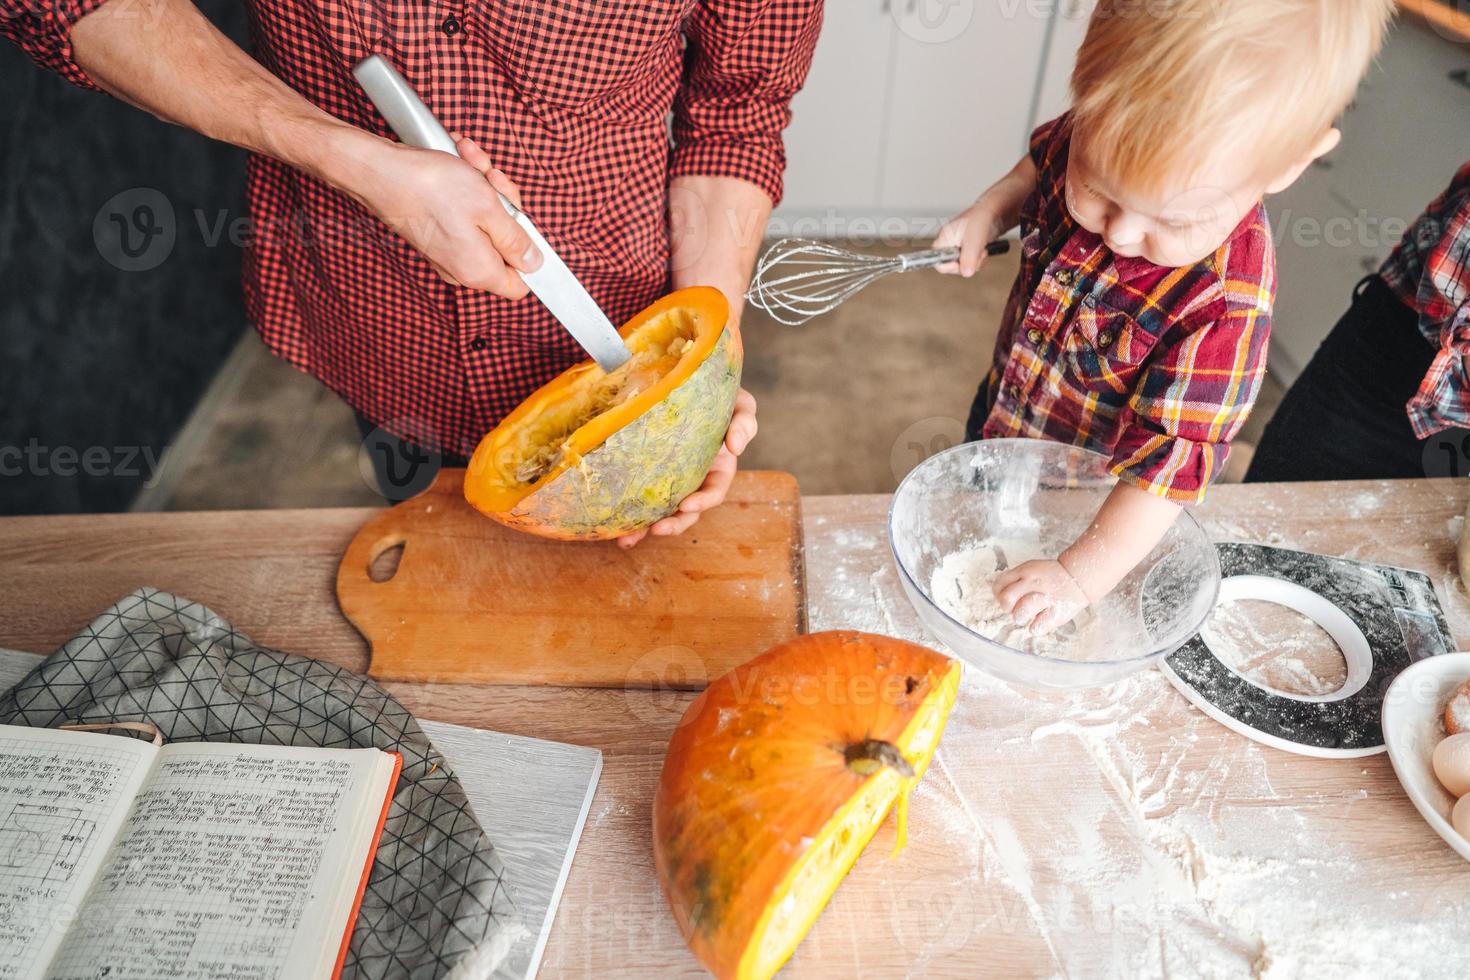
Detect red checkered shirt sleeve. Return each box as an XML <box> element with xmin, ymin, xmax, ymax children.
<box><xmin>1</xmin><ymin>0</ymin><xmax>110</xmax><ymax>89</ymax></box>
<box><xmin>670</xmin><ymin>0</ymin><xmax>824</xmax><ymax>206</ymax></box>
<box><xmin>1382</xmin><ymin>162</ymin><xmax>1470</xmax><ymax>438</ymax></box>
<box><xmin>1111</xmin><ymin>277</ymin><xmax>1272</xmax><ymax>504</ymax></box>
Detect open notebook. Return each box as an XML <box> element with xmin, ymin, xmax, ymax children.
<box><xmin>0</xmin><ymin>725</ymin><xmax>400</xmax><ymax>980</ymax></box>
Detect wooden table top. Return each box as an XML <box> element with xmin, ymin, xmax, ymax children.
<box><xmin>3</xmin><ymin>479</ymin><xmax>1469</xmax><ymax>976</ymax></box>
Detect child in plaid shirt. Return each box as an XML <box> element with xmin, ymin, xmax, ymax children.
<box><xmin>933</xmin><ymin>0</ymin><xmax>1394</xmax><ymax>632</ymax></box>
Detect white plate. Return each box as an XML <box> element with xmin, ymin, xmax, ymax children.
<box><xmin>1381</xmin><ymin>651</ymin><xmax>1470</xmax><ymax>863</ymax></box>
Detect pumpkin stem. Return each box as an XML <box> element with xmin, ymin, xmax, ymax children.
<box><xmin>844</xmin><ymin>739</ymin><xmax>915</xmax><ymax>778</ymax></box>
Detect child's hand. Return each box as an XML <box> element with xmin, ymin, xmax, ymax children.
<box><xmin>992</xmin><ymin>559</ymin><xmax>1090</xmax><ymax>634</ymax></box>
<box><xmin>932</xmin><ymin>201</ymin><xmax>1003</xmax><ymax>278</ymax></box>
<box><xmin>998</xmin><ymin>483</ymin><xmax>1184</xmax><ymax>635</ymax></box>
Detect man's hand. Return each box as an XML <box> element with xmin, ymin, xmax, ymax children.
<box><xmin>345</xmin><ymin>135</ymin><xmax>542</xmax><ymax>298</ymax></box>
<box><xmin>69</xmin><ymin>0</ymin><xmax>539</xmax><ymax>301</ymax></box>
<box><xmin>617</xmin><ymin>388</ymin><xmax>758</xmax><ymax>549</ymax></box>
<box><xmin>993</xmin><ymin>559</ymin><xmax>1090</xmax><ymax>634</ymax></box>
<box><xmin>69</xmin><ymin>0</ymin><xmax>541</xmax><ymax>299</ymax></box>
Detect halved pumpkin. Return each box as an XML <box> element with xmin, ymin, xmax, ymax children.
<box><xmin>653</xmin><ymin>631</ymin><xmax>962</xmax><ymax>980</ymax></box>
<box><xmin>465</xmin><ymin>287</ymin><xmax>742</xmax><ymax>540</ymax></box>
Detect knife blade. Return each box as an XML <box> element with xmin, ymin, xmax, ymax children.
<box><xmin>352</xmin><ymin>55</ymin><xmax>633</xmax><ymax>373</ymax></box>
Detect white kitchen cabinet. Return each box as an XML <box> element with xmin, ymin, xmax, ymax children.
<box><xmin>776</xmin><ymin>0</ymin><xmax>1053</xmax><ymax>228</ymax></box>
<box><xmin>777</xmin><ymin>3</ymin><xmax>895</xmax><ymax>224</ymax></box>
<box><xmin>878</xmin><ymin>0</ymin><xmax>1053</xmax><ymax>215</ymax></box>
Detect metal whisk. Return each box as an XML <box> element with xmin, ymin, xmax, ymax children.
<box><xmin>746</xmin><ymin>237</ymin><xmax>1011</xmax><ymax>327</ymax></box>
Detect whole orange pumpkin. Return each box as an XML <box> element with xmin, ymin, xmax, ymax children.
<box><xmin>652</xmin><ymin>631</ymin><xmax>961</xmax><ymax>980</ymax></box>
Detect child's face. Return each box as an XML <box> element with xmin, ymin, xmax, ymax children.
<box><xmin>1064</xmin><ymin>133</ymin><xmax>1267</xmax><ymax>268</ymax></box>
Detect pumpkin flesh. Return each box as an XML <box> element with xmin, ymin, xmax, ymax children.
<box><xmin>653</xmin><ymin>631</ymin><xmax>962</xmax><ymax>980</ymax></box>
<box><xmin>465</xmin><ymin>287</ymin><xmax>741</xmax><ymax>539</ymax></box>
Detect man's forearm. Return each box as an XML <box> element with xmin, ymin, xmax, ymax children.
<box><xmin>668</xmin><ymin>174</ymin><xmax>773</xmax><ymax>325</ymax></box>
<box><xmin>71</xmin><ymin>0</ymin><xmax>374</xmax><ymax>188</ymax></box>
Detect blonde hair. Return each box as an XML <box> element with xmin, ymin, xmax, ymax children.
<box><xmin>1070</xmin><ymin>0</ymin><xmax>1394</xmax><ymax>192</ymax></box>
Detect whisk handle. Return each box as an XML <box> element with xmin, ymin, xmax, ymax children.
<box><xmin>897</xmin><ymin>240</ymin><xmax>1010</xmax><ymax>272</ymax></box>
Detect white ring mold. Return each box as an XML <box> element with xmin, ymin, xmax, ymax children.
<box><xmin>1161</xmin><ymin>543</ymin><xmax>1454</xmax><ymax>761</ymax></box>
<box><xmin>1200</xmin><ymin>575</ymin><xmax>1372</xmax><ymax>705</ymax></box>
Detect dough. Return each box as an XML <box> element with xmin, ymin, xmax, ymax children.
<box><xmin>1454</xmin><ymin>794</ymin><xmax>1470</xmax><ymax>840</ymax></box>
<box><xmin>1432</xmin><ymin>732</ymin><xmax>1470</xmax><ymax>798</ymax></box>
<box><xmin>929</xmin><ymin>540</ymin><xmax>1099</xmax><ymax>660</ymax></box>
<box><xmin>1445</xmin><ymin>679</ymin><xmax>1470</xmax><ymax>736</ymax></box>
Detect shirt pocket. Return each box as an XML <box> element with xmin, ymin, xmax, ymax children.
<box><xmin>1061</xmin><ymin>297</ymin><xmax>1157</xmax><ymax>397</ymax></box>
<box><xmin>480</xmin><ymin>0</ymin><xmax>687</xmax><ymax>108</ymax></box>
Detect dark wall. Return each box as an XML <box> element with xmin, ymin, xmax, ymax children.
<box><xmin>0</xmin><ymin>0</ymin><xmax>250</xmax><ymax>515</ymax></box>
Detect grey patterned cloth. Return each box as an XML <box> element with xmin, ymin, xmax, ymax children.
<box><xmin>0</xmin><ymin>588</ymin><xmax>525</xmax><ymax>979</ymax></box>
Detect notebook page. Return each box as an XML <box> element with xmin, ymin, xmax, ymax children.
<box><xmin>47</xmin><ymin>742</ymin><xmax>394</xmax><ymax>980</ymax></box>
<box><xmin>0</xmin><ymin>726</ymin><xmax>157</xmax><ymax>980</ymax></box>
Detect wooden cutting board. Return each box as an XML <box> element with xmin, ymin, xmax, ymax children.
<box><xmin>336</xmin><ymin>469</ymin><xmax>806</xmax><ymax>688</ymax></box>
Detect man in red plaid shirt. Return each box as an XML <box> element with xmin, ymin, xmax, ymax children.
<box><xmin>1</xmin><ymin>0</ymin><xmax>821</xmax><ymax>544</ymax></box>
<box><xmin>931</xmin><ymin>0</ymin><xmax>1391</xmax><ymax>633</ymax></box>
<box><xmin>1249</xmin><ymin>162</ymin><xmax>1470</xmax><ymax>481</ymax></box>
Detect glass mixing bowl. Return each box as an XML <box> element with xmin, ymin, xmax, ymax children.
<box><xmin>889</xmin><ymin>439</ymin><xmax>1220</xmax><ymax>690</ymax></box>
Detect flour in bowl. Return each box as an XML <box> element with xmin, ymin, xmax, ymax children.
<box><xmin>929</xmin><ymin>539</ymin><xmax>1111</xmax><ymax>660</ymax></box>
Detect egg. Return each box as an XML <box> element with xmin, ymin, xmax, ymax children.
<box><xmin>1456</xmin><ymin>795</ymin><xmax>1470</xmax><ymax>841</ymax></box>
<box><xmin>1432</xmin><ymin>733</ymin><xmax>1470</xmax><ymax>797</ymax></box>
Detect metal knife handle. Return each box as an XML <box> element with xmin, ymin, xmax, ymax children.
<box><xmin>898</xmin><ymin>240</ymin><xmax>1010</xmax><ymax>272</ymax></box>
<box><xmin>353</xmin><ymin>55</ymin><xmax>521</xmax><ymax>218</ymax></box>
<box><xmin>353</xmin><ymin>54</ymin><xmax>631</xmax><ymax>372</ymax></box>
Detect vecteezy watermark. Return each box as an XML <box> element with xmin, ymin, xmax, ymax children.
<box><xmin>675</xmin><ymin>207</ymin><xmax>954</xmax><ymax>276</ymax></box>
<box><xmin>93</xmin><ymin>187</ymin><xmax>177</xmax><ymax>273</ymax></box>
<box><xmin>621</xmin><ymin>645</ymin><xmax>705</xmax><ymax>728</ymax></box>
<box><xmin>891</xmin><ymin>0</ymin><xmax>976</xmax><ymax>44</ymax></box>
<box><xmin>764</xmin><ymin>212</ymin><xmax>949</xmax><ymax>245</ymax></box>
<box><xmin>887</xmin><ymin>869</ymin><xmax>986</xmax><ymax>959</ymax></box>
<box><xmin>1272</xmin><ymin>208</ymin><xmax>1413</xmax><ymax>252</ymax></box>
<box><xmin>1422</xmin><ymin>429</ymin><xmax>1470</xmax><ymax>480</ymax></box>
<box><xmin>356</xmin><ymin>417</ymin><xmax>448</xmax><ymax>502</ymax></box>
<box><xmin>92</xmin><ymin>189</ymin><xmax>445</xmax><ymax>273</ymax></box>
<box><xmin>891</xmin><ymin>416</ymin><xmax>968</xmax><ymax>484</ymax></box>
<box><xmin>0</xmin><ymin>440</ymin><xmax>167</xmax><ymax>485</ymax></box>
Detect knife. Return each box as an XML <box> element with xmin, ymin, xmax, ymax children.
<box><xmin>353</xmin><ymin>55</ymin><xmax>633</xmax><ymax>373</ymax></box>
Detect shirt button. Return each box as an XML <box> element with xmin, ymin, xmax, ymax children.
<box><xmin>1096</xmin><ymin>330</ymin><xmax>1115</xmax><ymax>348</ymax></box>
<box><xmin>440</xmin><ymin>14</ymin><xmax>461</xmax><ymax>35</ymax></box>
<box><xmin>1026</xmin><ymin>328</ymin><xmax>1044</xmax><ymax>345</ymax></box>
<box><xmin>470</xmin><ymin>336</ymin><xmax>487</xmax><ymax>351</ymax></box>
<box><xmin>1055</xmin><ymin>269</ymin><xmax>1073</xmax><ymax>285</ymax></box>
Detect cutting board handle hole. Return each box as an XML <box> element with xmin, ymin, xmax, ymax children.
<box><xmin>367</xmin><ymin>536</ymin><xmax>406</xmax><ymax>583</ymax></box>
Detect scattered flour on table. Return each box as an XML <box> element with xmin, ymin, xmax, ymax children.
<box><xmin>805</xmin><ymin>509</ymin><xmax>1470</xmax><ymax>977</ymax></box>
<box><xmin>1347</xmin><ymin>488</ymin><xmax>1387</xmax><ymax>519</ymax></box>
<box><xmin>903</xmin><ymin>667</ymin><xmax>1470</xmax><ymax>978</ymax></box>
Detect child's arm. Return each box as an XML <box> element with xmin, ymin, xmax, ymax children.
<box><xmin>932</xmin><ymin>155</ymin><xmax>1037</xmax><ymax>277</ymax></box>
<box><xmin>992</xmin><ymin>483</ymin><xmax>1182</xmax><ymax>633</ymax></box>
